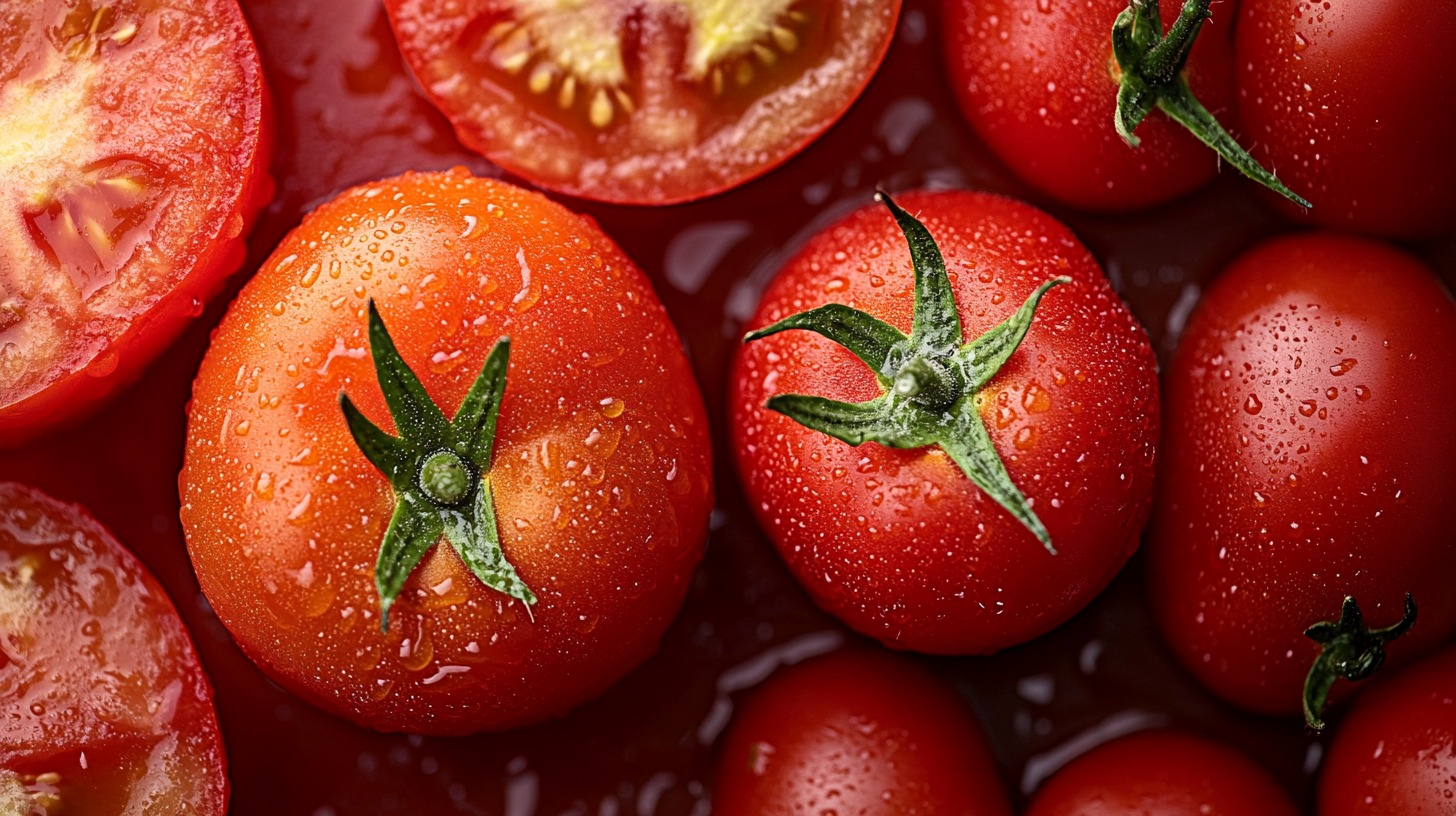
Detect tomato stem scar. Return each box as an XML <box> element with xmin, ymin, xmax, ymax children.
<box><xmin>1110</xmin><ymin>0</ymin><xmax>1311</xmax><ymax>207</ymax></box>
<box><xmin>1302</xmin><ymin>592</ymin><xmax>1417</xmax><ymax>731</ymax></box>
<box><xmin>743</xmin><ymin>191</ymin><xmax>1067</xmax><ymax>554</ymax></box>
<box><xmin>340</xmin><ymin>300</ymin><xmax>536</xmax><ymax>632</ymax></box>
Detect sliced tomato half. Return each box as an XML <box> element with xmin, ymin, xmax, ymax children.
<box><xmin>384</xmin><ymin>0</ymin><xmax>901</xmax><ymax>204</ymax></box>
<box><xmin>0</xmin><ymin>0</ymin><xmax>272</xmax><ymax>446</ymax></box>
<box><xmin>0</xmin><ymin>483</ymin><xmax>226</xmax><ymax>815</ymax></box>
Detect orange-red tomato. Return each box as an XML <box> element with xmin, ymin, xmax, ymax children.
<box><xmin>731</xmin><ymin>190</ymin><xmax>1159</xmax><ymax>654</ymax></box>
<box><xmin>713</xmin><ymin>649</ymin><xmax>1011</xmax><ymax>816</ymax></box>
<box><xmin>0</xmin><ymin>0</ymin><xmax>272</xmax><ymax>446</ymax></box>
<box><xmin>383</xmin><ymin>0</ymin><xmax>901</xmax><ymax>204</ymax></box>
<box><xmin>0</xmin><ymin>482</ymin><xmax>226</xmax><ymax>815</ymax></box>
<box><xmin>180</xmin><ymin>170</ymin><xmax>712</xmax><ymax>733</ymax></box>
<box><xmin>1026</xmin><ymin>730</ymin><xmax>1300</xmax><ymax>816</ymax></box>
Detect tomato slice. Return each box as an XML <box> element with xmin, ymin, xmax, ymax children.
<box><xmin>0</xmin><ymin>483</ymin><xmax>226</xmax><ymax>815</ymax></box>
<box><xmin>384</xmin><ymin>0</ymin><xmax>900</xmax><ymax>204</ymax></box>
<box><xmin>0</xmin><ymin>0</ymin><xmax>271</xmax><ymax>446</ymax></box>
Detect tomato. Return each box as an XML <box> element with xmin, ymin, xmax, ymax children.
<box><xmin>1319</xmin><ymin>648</ymin><xmax>1456</xmax><ymax>815</ymax></box>
<box><xmin>179</xmin><ymin>169</ymin><xmax>712</xmax><ymax>734</ymax></box>
<box><xmin>0</xmin><ymin>482</ymin><xmax>226</xmax><ymax>815</ymax></box>
<box><xmin>383</xmin><ymin>0</ymin><xmax>900</xmax><ymax>205</ymax></box>
<box><xmin>0</xmin><ymin>0</ymin><xmax>273</xmax><ymax>446</ymax></box>
<box><xmin>712</xmin><ymin>649</ymin><xmax>1011</xmax><ymax>816</ymax></box>
<box><xmin>1148</xmin><ymin>234</ymin><xmax>1456</xmax><ymax>723</ymax></box>
<box><xmin>1026</xmin><ymin>730</ymin><xmax>1299</xmax><ymax>815</ymax></box>
<box><xmin>943</xmin><ymin>0</ymin><xmax>1244</xmax><ymax>211</ymax></box>
<box><xmin>1235</xmin><ymin>0</ymin><xmax>1456</xmax><ymax>237</ymax></box>
<box><xmin>731</xmin><ymin>190</ymin><xmax>1159</xmax><ymax>655</ymax></box>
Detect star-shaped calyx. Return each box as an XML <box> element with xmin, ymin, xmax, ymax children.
<box><xmin>745</xmin><ymin>192</ymin><xmax>1069</xmax><ymax>553</ymax></box>
<box><xmin>340</xmin><ymin>302</ymin><xmax>536</xmax><ymax>631</ymax></box>
<box><xmin>1110</xmin><ymin>0</ymin><xmax>1310</xmax><ymax>207</ymax></box>
<box><xmin>1302</xmin><ymin>592</ymin><xmax>1417</xmax><ymax>731</ymax></box>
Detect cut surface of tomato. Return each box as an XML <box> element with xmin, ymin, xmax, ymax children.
<box><xmin>0</xmin><ymin>483</ymin><xmax>226</xmax><ymax>816</ymax></box>
<box><xmin>383</xmin><ymin>0</ymin><xmax>901</xmax><ymax>204</ymax></box>
<box><xmin>0</xmin><ymin>0</ymin><xmax>271</xmax><ymax>445</ymax></box>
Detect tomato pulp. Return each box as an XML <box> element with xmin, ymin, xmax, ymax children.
<box><xmin>0</xmin><ymin>0</ymin><xmax>1450</xmax><ymax>812</ymax></box>
<box><xmin>0</xmin><ymin>0</ymin><xmax>272</xmax><ymax>446</ymax></box>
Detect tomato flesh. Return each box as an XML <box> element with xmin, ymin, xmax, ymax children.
<box><xmin>0</xmin><ymin>483</ymin><xmax>226</xmax><ymax>815</ymax></box>
<box><xmin>0</xmin><ymin>0</ymin><xmax>271</xmax><ymax>445</ymax></box>
<box><xmin>384</xmin><ymin>0</ymin><xmax>901</xmax><ymax>204</ymax></box>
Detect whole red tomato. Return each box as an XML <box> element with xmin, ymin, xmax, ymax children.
<box><xmin>0</xmin><ymin>483</ymin><xmax>226</xmax><ymax>814</ymax></box>
<box><xmin>713</xmin><ymin>649</ymin><xmax>1011</xmax><ymax>816</ymax></box>
<box><xmin>180</xmin><ymin>170</ymin><xmax>712</xmax><ymax>734</ymax></box>
<box><xmin>1235</xmin><ymin>0</ymin><xmax>1456</xmax><ymax>237</ymax></box>
<box><xmin>1149</xmin><ymin>234</ymin><xmax>1456</xmax><ymax>724</ymax></box>
<box><xmin>731</xmin><ymin>190</ymin><xmax>1159</xmax><ymax>655</ymax></box>
<box><xmin>943</xmin><ymin>0</ymin><xmax>1242</xmax><ymax>211</ymax></box>
<box><xmin>1319</xmin><ymin>648</ymin><xmax>1456</xmax><ymax>815</ymax></box>
<box><xmin>384</xmin><ymin>0</ymin><xmax>901</xmax><ymax>205</ymax></box>
<box><xmin>0</xmin><ymin>0</ymin><xmax>272</xmax><ymax>446</ymax></box>
<box><xmin>1026</xmin><ymin>730</ymin><xmax>1299</xmax><ymax>816</ymax></box>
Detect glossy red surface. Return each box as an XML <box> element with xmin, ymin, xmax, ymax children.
<box><xmin>0</xmin><ymin>0</ymin><xmax>1451</xmax><ymax>813</ymax></box>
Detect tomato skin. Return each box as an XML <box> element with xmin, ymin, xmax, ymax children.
<box><xmin>1235</xmin><ymin>0</ymin><xmax>1456</xmax><ymax>237</ymax></box>
<box><xmin>712</xmin><ymin>649</ymin><xmax>1011</xmax><ymax>816</ymax></box>
<box><xmin>180</xmin><ymin>169</ymin><xmax>712</xmax><ymax>734</ymax></box>
<box><xmin>1319</xmin><ymin>648</ymin><xmax>1456</xmax><ymax>815</ymax></box>
<box><xmin>1148</xmin><ymin>234</ymin><xmax>1456</xmax><ymax>715</ymax></box>
<box><xmin>0</xmin><ymin>0</ymin><xmax>274</xmax><ymax>447</ymax></box>
<box><xmin>942</xmin><ymin>0</ymin><xmax>1235</xmax><ymax>211</ymax></box>
<box><xmin>731</xmin><ymin>190</ymin><xmax>1159</xmax><ymax>655</ymax></box>
<box><xmin>1026</xmin><ymin>730</ymin><xmax>1299</xmax><ymax>816</ymax></box>
<box><xmin>0</xmin><ymin>482</ymin><xmax>226</xmax><ymax>815</ymax></box>
<box><xmin>384</xmin><ymin>0</ymin><xmax>901</xmax><ymax>205</ymax></box>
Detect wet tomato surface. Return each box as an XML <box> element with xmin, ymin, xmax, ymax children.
<box><xmin>181</xmin><ymin>171</ymin><xmax>712</xmax><ymax>734</ymax></box>
<box><xmin>0</xmin><ymin>483</ymin><xmax>226</xmax><ymax>815</ymax></box>
<box><xmin>0</xmin><ymin>0</ymin><xmax>1451</xmax><ymax>813</ymax></box>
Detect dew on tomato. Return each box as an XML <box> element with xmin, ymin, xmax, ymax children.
<box><xmin>384</xmin><ymin>0</ymin><xmax>902</xmax><ymax>204</ymax></box>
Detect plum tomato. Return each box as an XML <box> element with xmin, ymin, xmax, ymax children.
<box><xmin>0</xmin><ymin>0</ymin><xmax>273</xmax><ymax>446</ymax></box>
<box><xmin>179</xmin><ymin>169</ymin><xmax>712</xmax><ymax>734</ymax></box>
<box><xmin>1026</xmin><ymin>730</ymin><xmax>1299</xmax><ymax>816</ymax></box>
<box><xmin>1235</xmin><ymin>0</ymin><xmax>1456</xmax><ymax>237</ymax></box>
<box><xmin>0</xmin><ymin>482</ymin><xmax>226</xmax><ymax>816</ymax></box>
<box><xmin>383</xmin><ymin>0</ymin><xmax>901</xmax><ymax>205</ymax></box>
<box><xmin>1148</xmin><ymin>234</ymin><xmax>1456</xmax><ymax>726</ymax></box>
<box><xmin>942</xmin><ymin>0</ymin><xmax>1304</xmax><ymax>212</ymax></box>
<box><xmin>1319</xmin><ymin>648</ymin><xmax>1456</xmax><ymax>815</ymax></box>
<box><xmin>712</xmin><ymin>649</ymin><xmax>1011</xmax><ymax>816</ymax></box>
<box><xmin>731</xmin><ymin>190</ymin><xmax>1159</xmax><ymax>655</ymax></box>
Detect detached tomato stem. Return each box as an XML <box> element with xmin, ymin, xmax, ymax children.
<box><xmin>743</xmin><ymin>192</ymin><xmax>1068</xmax><ymax>553</ymax></box>
<box><xmin>1110</xmin><ymin>0</ymin><xmax>1310</xmax><ymax>206</ymax></box>
<box><xmin>340</xmin><ymin>300</ymin><xmax>535</xmax><ymax>631</ymax></box>
<box><xmin>1302</xmin><ymin>592</ymin><xmax>1417</xmax><ymax>731</ymax></box>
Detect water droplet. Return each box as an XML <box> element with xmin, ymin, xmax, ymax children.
<box><xmin>1244</xmin><ymin>394</ymin><xmax>1263</xmax><ymax>415</ymax></box>
<box><xmin>1329</xmin><ymin>358</ymin><xmax>1357</xmax><ymax>376</ymax></box>
<box><xmin>1298</xmin><ymin>400</ymin><xmax>1317</xmax><ymax>417</ymax></box>
<box><xmin>599</xmin><ymin>397</ymin><xmax>625</xmax><ymax>418</ymax></box>
<box><xmin>1354</xmin><ymin>385</ymin><xmax>1371</xmax><ymax>401</ymax></box>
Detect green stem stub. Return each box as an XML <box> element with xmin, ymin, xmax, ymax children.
<box><xmin>340</xmin><ymin>301</ymin><xmax>537</xmax><ymax>632</ymax></box>
<box><xmin>1110</xmin><ymin>0</ymin><xmax>1310</xmax><ymax>208</ymax></box>
<box><xmin>1302</xmin><ymin>592</ymin><xmax>1417</xmax><ymax>731</ymax></box>
<box><xmin>744</xmin><ymin>192</ymin><xmax>1067</xmax><ymax>554</ymax></box>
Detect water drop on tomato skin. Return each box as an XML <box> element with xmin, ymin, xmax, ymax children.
<box><xmin>1243</xmin><ymin>394</ymin><xmax>1263</xmax><ymax>415</ymax></box>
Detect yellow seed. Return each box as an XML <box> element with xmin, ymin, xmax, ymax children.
<box><xmin>89</xmin><ymin>6</ymin><xmax>112</xmax><ymax>35</ymax></box>
<box><xmin>614</xmin><ymin>87</ymin><xmax>635</xmax><ymax>114</ymax></box>
<box><xmin>99</xmin><ymin>176</ymin><xmax>144</xmax><ymax>195</ymax></box>
<box><xmin>81</xmin><ymin>215</ymin><xmax>115</xmax><ymax>253</ymax></box>
<box><xmin>753</xmin><ymin>44</ymin><xmax>777</xmax><ymax>66</ymax></box>
<box><xmin>558</xmin><ymin>74</ymin><xmax>577</xmax><ymax>109</ymax></box>
<box><xmin>528</xmin><ymin>62</ymin><xmax>555</xmax><ymax>94</ymax></box>
<box><xmin>490</xmin><ymin>26</ymin><xmax>533</xmax><ymax>74</ymax></box>
<box><xmin>112</xmin><ymin>22</ymin><xmax>137</xmax><ymax>44</ymax></box>
<box><xmin>735</xmin><ymin>60</ymin><xmax>755</xmax><ymax>86</ymax></box>
<box><xmin>710</xmin><ymin>66</ymin><xmax>724</xmax><ymax>96</ymax></box>
<box><xmin>588</xmin><ymin>89</ymin><xmax>613</xmax><ymax>128</ymax></box>
<box><xmin>34</xmin><ymin>773</ymin><xmax>60</xmax><ymax>786</ymax></box>
<box><xmin>485</xmin><ymin>20</ymin><xmax>518</xmax><ymax>43</ymax></box>
<box><xmin>772</xmin><ymin>25</ymin><xmax>800</xmax><ymax>53</ymax></box>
